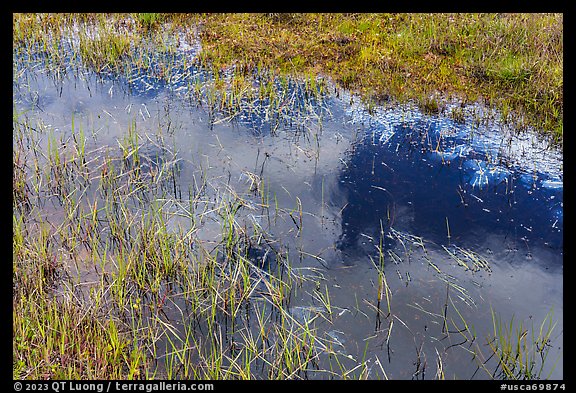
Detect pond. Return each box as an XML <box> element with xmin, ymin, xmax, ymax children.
<box><xmin>13</xmin><ymin>25</ymin><xmax>562</xmax><ymax>380</ymax></box>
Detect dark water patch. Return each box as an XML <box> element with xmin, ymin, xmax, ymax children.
<box><xmin>334</xmin><ymin>109</ymin><xmax>562</xmax><ymax>270</ymax></box>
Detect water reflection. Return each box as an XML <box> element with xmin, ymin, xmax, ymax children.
<box><xmin>335</xmin><ymin>116</ymin><xmax>562</xmax><ymax>267</ymax></box>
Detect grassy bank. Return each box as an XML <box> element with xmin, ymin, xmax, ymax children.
<box><xmin>13</xmin><ymin>13</ymin><xmax>563</xmax><ymax>144</ymax></box>
<box><xmin>197</xmin><ymin>13</ymin><xmax>562</xmax><ymax>143</ymax></box>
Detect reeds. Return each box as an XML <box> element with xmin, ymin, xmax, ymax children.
<box><xmin>13</xmin><ymin>95</ymin><xmax>336</xmax><ymax>379</ymax></box>
<box><xmin>486</xmin><ymin>308</ymin><xmax>560</xmax><ymax>380</ymax></box>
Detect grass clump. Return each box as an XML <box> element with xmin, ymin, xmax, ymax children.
<box><xmin>486</xmin><ymin>309</ymin><xmax>560</xmax><ymax>380</ymax></box>
<box><xmin>134</xmin><ymin>13</ymin><xmax>163</xmax><ymax>31</ymax></box>
<box><xmin>13</xmin><ymin>294</ymin><xmax>141</xmax><ymax>379</ymax></box>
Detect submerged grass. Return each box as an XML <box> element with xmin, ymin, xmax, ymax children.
<box><xmin>12</xmin><ymin>106</ymin><xmax>337</xmax><ymax>379</ymax></box>
<box><xmin>425</xmin><ymin>285</ymin><xmax>561</xmax><ymax>380</ymax></box>
<box><xmin>487</xmin><ymin>308</ymin><xmax>560</xmax><ymax>380</ymax></box>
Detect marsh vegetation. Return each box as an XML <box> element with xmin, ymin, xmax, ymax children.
<box><xmin>13</xmin><ymin>13</ymin><xmax>562</xmax><ymax>380</ymax></box>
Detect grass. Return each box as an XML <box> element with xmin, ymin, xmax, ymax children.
<box><xmin>405</xmin><ymin>282</ymin><xmax>560</xmax><ymax>380</ymax></box>
<box><xmin>13</xmin><ymin>13</ymin><xmax>562</xmax><ymax>380</ymax></box>
<box><xmin>12</xmin><ymin>103</ymin><xmax>338</xmax><ymax>379</ymax></box>
<box><xmin>487</xmin><ymin>308</ymin><xmax>560</xmax><ymax>380</ymax></box>
<box><xmin>13</xmin><ymin>13</ymin><xmax>563</xmax><ymax>144</ymax></box>
<box><xmin>13</xmin><ymin>122</ymin><xmax>562</xmax><ymax>379</ymax></box>
<box><xmin>196</xmin><ymin>13</ymin><xmax>563</xmax><ymax>144</ymax></box>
